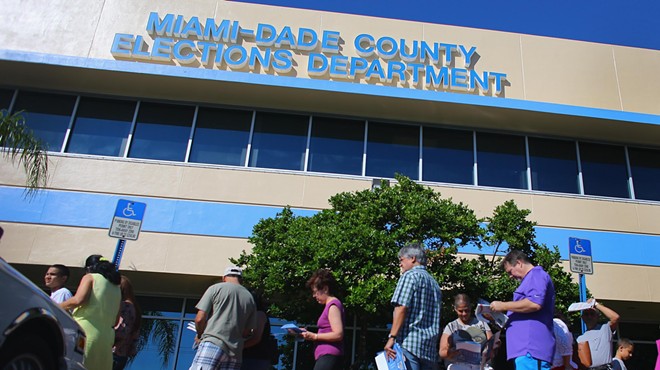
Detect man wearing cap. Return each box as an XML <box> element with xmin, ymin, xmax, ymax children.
<box><xmin>385</xmin><ymin>243</ymin><xmax>442</xmax><ymax>370</ymax></box>
<box><xmin>190</xmin><ymin>265</ymin><xmax>257</xmax><ymax>370</ymax></box>
<box><xmin>490</xmin><ymin>250</ymin><xmax>555</xmax><ymax>370</ymax></box>
<box><xmin>576</xmin><ymin>298</ymin><xmax>620</xmax><ymax>370</ymax></box>
<box><xmin>44</xmin><ymin>264</ymin><xmax>73</xmax><ymax>304</ymax></box>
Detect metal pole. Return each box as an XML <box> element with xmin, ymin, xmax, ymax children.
<box><xmin>579</xmin><ymin>273</ymin><xmax>587</xmax><ymax>333</ymax></box>
<box><xmin>112</xmin><ymin>239</ymin><xmax>127</xmax><ymax>271</ymax></box>
<box><xmin>293</xmin><ymin>339</ymin><xmax>298</xmax><ymax>370</ymax></box>
<box><xmin>352</xmin><ymin>315</ymin><xmax>357</xmax><ymax>365</ymax></box>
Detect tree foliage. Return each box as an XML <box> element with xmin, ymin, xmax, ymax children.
<box><xmin>234</xmin><ymin>175</ymin><xmax>579</xmax><ymax>368</ymax></box>
<box><xmin>0</xmin><ymin>110</ymin><xmax>49</xmax><ymax>195</ymax></box>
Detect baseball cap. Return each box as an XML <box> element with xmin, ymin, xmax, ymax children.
<box><xmin>456</xmin><ymin>326</ymin><xmax>487</xmax><ymax>344</ymax></box>
<box><xmin>224</xmin><ymin>265</ymin><xmax>242</xmax><ymax>277</ymax></box>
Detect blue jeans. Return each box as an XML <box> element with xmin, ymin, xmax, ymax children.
<box><xmin>401</xmin><ymin>347</ymin><xmax>439</xmax><ymax>370</ymax></box>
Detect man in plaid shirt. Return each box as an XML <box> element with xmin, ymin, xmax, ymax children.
<box><xmin>385</xmin><ymin>243</ymin><xmax>442</xmax><ymax>370</ymax></box>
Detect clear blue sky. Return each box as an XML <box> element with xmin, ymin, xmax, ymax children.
<box><xmin>231</xmin><ymin>0</ymin><xmax>660</xmax><ymax>50</ymax></box>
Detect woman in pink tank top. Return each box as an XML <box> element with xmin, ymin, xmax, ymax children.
<box><xmin>299</xmin><ymin>269</ymin><xmax>345</xmax><ymax>370</ymax></box>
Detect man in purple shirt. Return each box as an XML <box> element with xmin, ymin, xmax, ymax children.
<box><xmin>490</xmin><ymin>250</ymin><xmax>555</xmax><ymax>370</ymax></box>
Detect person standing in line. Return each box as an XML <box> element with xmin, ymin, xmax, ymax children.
<box><xmin>241</xmin><ymin>291</ymin><xmax>276</xmax><ymax>370</ymax></box>
<box><xmin>190</xmin><ymin>265</ymin><xmax>257</xmax><ymax>370</ymax></box>
<box><xmin>297</xmin><ymin>269</ymin><xmax>345</xmax><ymax>370</ymax></box>
<box><xmin>61</xmin><ymin>255</ymin><xmax>122</xmax><ymax>370</ymax></box>
<box><xmin>610</xmin><ymin>338</ymin><xmax>633</xmax><ymax>370</ymax></box>
<box><xmin>385</xmin><ymin>243</ymin><xmax>442</xmax><ymax>370</ymax></box>
<box><xmin>439</xmin><ymin>293</ymin><xmax>492</xmax><ymax>370</ymax></box>
<box><xmin>490</xmin><ymin>250</ymin><xmax>555</xmax><ymax>370</ymax></box>
<box><xmin>113</xmin><ymin>275</ymin><xmax>142</xmax><ymax>370</ymax></box>
<box><xmin>45</xmin><ymin>264</ymin><xmax>73</xmax><ymax>304</ymax></box>
<box><xmin>551</xmin><ymin>311</ymin><xmax>577</xmax><ymax>370</ymax></box>
<box><xmin>576</xmin><ymin>298</ymin><xmax>620</xmax><ymax>370</ymax></box>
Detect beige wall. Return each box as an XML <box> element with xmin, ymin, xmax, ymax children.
<box><xmin>1</xmin><ymin>0</ymin><xmax>660</xmax><ymax>116</ymax></box>
<box><xmin>2</xmin><ymin>155</ymin><xmax>660</xmax><ymax>235</ymax></box>
<box><xmin>3</xmin><ymin>220</ymin><xmax>660</xmax><ymax>307</ymax></box>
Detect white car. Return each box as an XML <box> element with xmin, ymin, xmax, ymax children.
<box><xmin>0</xmin><ymin>257</ymin><xmax>86</xmax><ymax>370</ymax></box>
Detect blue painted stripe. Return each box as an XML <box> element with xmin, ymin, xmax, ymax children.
<box><xmin>2</xmin><ymin>50</ymin><xmax>659</xmax><ymax>127</ymax></box>
<box><xmin>0</xmin><ymin>186</ymin><xmax>316</xmax><ymax>239</ymax></box>
<box><xmin>1</xmin><ymin>186</ymin><xmax>658</xmax><ymax>266</ymax></box>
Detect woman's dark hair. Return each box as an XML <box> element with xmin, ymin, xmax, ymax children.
<box><xmin>85</xmin><ymin>254</ymin><xmax>120</xmax><ymax>285</ymax></box>
<box><xmin>306</xmin><ymin>268</ymin><xmax>339</xmax><ymax>296</ymax></box>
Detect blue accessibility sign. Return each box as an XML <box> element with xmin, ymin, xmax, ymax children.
<box><xmin>569</xmin><ymin>237</ymin><xmax>592</xmax><ymax>256</ymax></box>
<box><xmin>569</xmin><ymin>237</ymin><xmax>593</xmax><ymax>274</ymax></box>
<box><xmin>113</xmin><ymin>199</ymin><xmax>146</xmax><ymax>221</ymax></box>
<box><xmin>109</xmin><ymin>199</ymin><xmax>147</xmax><ymax>241</ymax></box>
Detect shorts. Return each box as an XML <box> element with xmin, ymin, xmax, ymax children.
<box><xmin>514</xmin><ymin>353</ymin><xmax>551</xmax><ymax>370</ymax></box>
<box><xmin>189</xmin><ymin>341</ymin><xmax>240</xmax><ymax>370</ymax></box>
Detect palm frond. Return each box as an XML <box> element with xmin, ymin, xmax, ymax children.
<box><xmin>0</xmin><ymin>110</ymin><xmax>49</xmax><ymax>196</ymax></box>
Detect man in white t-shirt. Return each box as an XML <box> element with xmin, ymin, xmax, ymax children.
<box><xmin>576</xmin><ymin>298</ymin><xmax>620</xmax><ymax>370</ymax></box>
<box><xmin>45</xmin><ymin>264</ymin><xmax>73</xmax><ymax>304</ymax></box>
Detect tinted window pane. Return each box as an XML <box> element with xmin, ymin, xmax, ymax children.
<box><xmin>189</xmin><ymin>107</ymin><xmax>252</xmax><ymax>166</ymax></box>
<box><xmin>308</xmin><ymin>116</ymin><xmax>364</xmax><ymax>175</ymax></box>
<box><xmin>628</xmin><ymin>147</ymin><xmax>660</xmax><ymax>201</ymax></box>
<box><xmin>129</xmin><ymin>102</ymin><xmax>194</xmax><ymax>161</ymax></box>
<box><xmin>579</xmin><ymin>142</ymin><xmax>629</xmax><ymax>198</ymax></box>
<box><xmin>529</xmin><ymin>137</ymin><xmax>579</xmax><ymax>194</ymax></box>
<box><xmin>137</xmin><ymin>296</ymin><xmax>184</xmax><ymax>318</ymax></box>
<box><xmin>125</xmin><ymin>319</ymin><xmax>179</xmax><ymax>370</ymax></box>
<box><xmin>423</xmin><ymin>127</ymin><xmax>473</xmax><ymax>184</ymax></box>
<box><xmin>66</xmin><ymin>97</ymin><xmax>135</xmax><ymax>156</ymax></box>
<box><xmin>0</xmin><ymin>88</ymin><xmax>14</xmax><ymax>111</ymax></box>
<box><xmin>13</xmin><ymin>91</ymin><xmax>76</xmax><ymax>152</ymax></box>
<box><xmin>248</xmin><ymin>112</ymin><xmax>308</xmax><ymax>170</ymax></box>
<box><xmin>366</xmin><ymin>122</ymin><xmax>419</xmax><ymax>179</ymax></box>
<box><xmin>477</xmin><ymin>132</ymin><xmax>527</xmax><ymax>189</ymax></box>
<box><xmin>174</xmin><ymin>320</ymin><xmax>197</xmax><ymax>369</ymax></box>
<box><xmin>184</xmin><ymin>298</ymin><xmax>199</xmax><ymax>319</ymax></box>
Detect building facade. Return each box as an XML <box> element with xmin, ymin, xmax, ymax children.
<box><xmin>1</xmin><ymin>0</ymin><xmax>659</xmax><ymax>368</ymax></box>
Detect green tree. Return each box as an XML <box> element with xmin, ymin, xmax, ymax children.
<box><xmin>235</xmin><ymin>175</ymin><xmax>579</xmax><ymax>369</ymax></box>
<box><xmin>0</xmin><ymin>111</ymin><xmax>49</xmax><ymax>195</ymax></box>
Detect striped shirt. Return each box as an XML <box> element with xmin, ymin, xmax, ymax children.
<box><xmin>391</xmin><ymin>265</ymin><xmax>442</xmax><ymax>362</ymax></box>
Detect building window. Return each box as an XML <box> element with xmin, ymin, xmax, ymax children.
<box><xmin>476</xmin><ymin>132</ymin><xmax>527</xmax><ymax>189</ymax></box>
<box><xmin>66</xmin><ymin>97</ymin><xmax>135</xmax><ymax>156</ymax></box>
<box><xmin>528</xmin><ymin>137</ymin><xmax>579</xmax><ymax>194</ymax></box>
<box><xmin>628</xmin><ymin>147</ymin><xmax>660</xmax><ymax>201</ymax></box>
<box><xmin>0</xmin><ymin>88</ymin><xmax>14</xmax><ymax>110</ymax></box>
<box><xmin>129</xmin><ymin>318</ymin><xmax>181</xmax><ymax>370</ymax></box>
<box><xmin>12</xmin><ymin>91</ymin><xmax>76</xmax><ymax>152</ymax></box>
<box><xmin>579</xmin><ymin>142</ymin><xmax>630</xmax><ymax>198</ymax></box>
<box><xmin>308</xmin><ymin>116</ymin><xmax>364</xmax><ymax>176</ymax></box>
<box><xmin>248</xmin><ymin>112</ymin><xmax>309</xmax><ymax>171</ymax></box>
<box><xmin>366</xmin><ymin>121</ymin><xmax>420</xmax><ymax>180</ymax></box>
<box><xmin>422</xmin><ymin>127</ymin><xmax>473</xmax><ymax>185</ymax></box>
<box><xmin>128</xmin><ymin>102</ymin><xmax>194</xmax><ymax>161</ymax></box>
<box><xmin>189</xmin><ymin>107</ymin><xmax>252</xmax><ymax>166</ymax></box>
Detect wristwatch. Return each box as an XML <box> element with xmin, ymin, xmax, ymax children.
<box><xmin>388</xmin><ymin>333</ymin><xmax>397</xmax><ymax>340</ymax></box>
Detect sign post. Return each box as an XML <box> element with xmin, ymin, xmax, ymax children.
<box><xmin>109</xmin><ymin>199</ymin><xmax>146</xmax><ymax>270</ymax></box>
<box><xmin>569</xmin><ymin>237</ymin><xmax>593</xmax><ymax>333</ymax></box>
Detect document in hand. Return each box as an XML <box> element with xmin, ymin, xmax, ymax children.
<box><xmin>281</xmin><ymin>323</ymin><xmax>304</xmax><ymax>334</ymax></box>
<box><xmin>476</xmin><ymin>303</ymin><xmax>508</xmax><ymax>329</ymax></box>
<box><xmin>374</xmin><ymin>343</ymin><xmax>406</xmax><ymax>370</ymax></box>
<box><xmin>568</xmin><ymin>301</ymin><xmax>595</xmax><ymax>312</ymax></box>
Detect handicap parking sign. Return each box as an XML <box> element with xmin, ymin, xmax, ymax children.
<box><xmin>109</xmin><ymin>199</ymin><xmax>146</xmax><ymax>241</ymax></box>
<box><xmin>569</xmin><ymin>237</ymin><xmax>593</xmax><ymax>274</ymax></box>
